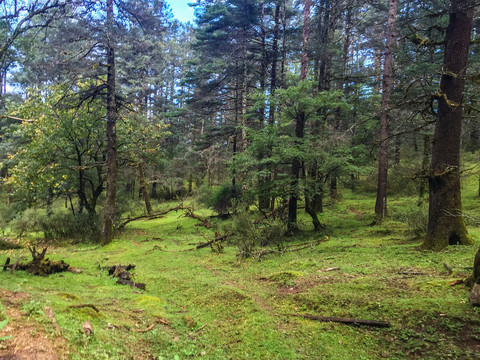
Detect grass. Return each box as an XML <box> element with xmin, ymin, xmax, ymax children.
<box><xmin>1</xmin><ymin>177</ymin><xmax>480</xmax><ymax>359</ymax></box>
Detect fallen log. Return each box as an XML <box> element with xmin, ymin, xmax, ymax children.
<box><xmin>291</xmin><ymin>313</ymin><xmax>391</xmax><ymax>328</ymax></box>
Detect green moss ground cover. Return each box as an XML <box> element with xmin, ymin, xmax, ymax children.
<box><xmin>1</xmin><ymin>182</ymin><xmax>480</xmax><ymax>359</ymax></box>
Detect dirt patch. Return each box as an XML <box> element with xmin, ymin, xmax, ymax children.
<box><xmin>347</xmin><ymin>206</ymin><xmax>364</xmax><ymax>219</ymax></box>
<box><xmin>0</xmin><ymin>289</ymin><xmax>69</xmax><ymax>360</ymax></box>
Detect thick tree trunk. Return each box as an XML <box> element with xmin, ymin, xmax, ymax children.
<box><xmin>374</xmin><ymin>0</ymin><xmax>397</xmax><ymax>223</ymax></box>
<box><xmin>101</xmin><ymin>0</ymin><xmax>118</xmax><ymax>245</ymax></box>
<box><xmin>288</xmin><ymin>0</ymin><xmax>311</xmax><ymax>233</ymax></box>
<box><xmin>422</xmin><ymin>0</ymin><xmax>474</xmax><ymax>251</ymax></box>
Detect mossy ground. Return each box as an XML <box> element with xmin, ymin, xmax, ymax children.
<box><xmin>1</xmin><ymin>177</ymin><xmax>480</xmax><ymax>359</ymax></box>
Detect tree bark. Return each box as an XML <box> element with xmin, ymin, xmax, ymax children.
<box><xmin>288</xmin><ymin>0</ymin><xmax>311</xmax><ymax>233</ymax></box>
<box><xmin>422</xmin><ymin>0</ymin><xmax>474</xmax><ymax>251</ymax></box>
<box><xmin>374</xmin><ymin>0</ymin><xmax>397</xmax><ymax>223</ymax></box>
<box><xmin>101</xmin><ymin>0</ymin><xmax>118</xmax><ymax>245</ymax></box>
<box><xmin>139</xmin><ymin>159</ymin><xmax>153</xmax><ymax>215</ymax></box>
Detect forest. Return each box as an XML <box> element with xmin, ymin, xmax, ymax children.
<box><xmin>1</xmin><ymin>0</ymin><xmax>480</xmax><ymax>359</ymax></box>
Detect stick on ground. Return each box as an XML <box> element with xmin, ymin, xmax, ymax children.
<box><xmin>291</xmin><ymin>313</ymin><xmax>391</xmax><ymax>328</ymax></box>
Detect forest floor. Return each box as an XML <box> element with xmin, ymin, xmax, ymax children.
<box><xmin>1</xmin><ymin>178</ymin><xmax>480</xmax><ymax>359</ymax></box>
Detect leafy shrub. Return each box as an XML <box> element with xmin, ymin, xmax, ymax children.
<box><xmin>232</xmin><ymin>207</ymin><xmax>286</xmax><ymax>259</ymax></box>
<box><xmin>392</xmin><ymin>203</ymin><xmax>428</xmax><ymax>239</ymax></box>
<box><xmin>197</xmin><ymin>183</ymin><xmax>241</xmax><ymax>215</ymax></box>
<box><xmin>9</xmin><ymin>207</ymin><xmax>100</xmax><ymax>242</ymax></box>
<box><xmin>9</xmin><ymin>208</ymin><xmax>42</xmax><ymax>237</ymax></box>
<box><xmin>38</xmin><ymin>209</ymin><xmax>101</xmax><ymax>242</ymax></box>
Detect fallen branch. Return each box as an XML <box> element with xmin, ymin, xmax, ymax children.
<box><xmin>196</xmin><ymin>234</ymin><xmax>230</xmax><ymax>249</ymax></box>
<box><xmin>253</xmin><ymin>204</ymin><xmax>287</xmax><ymax>225</ymax></box>
<box><xmin>291</xmin><ymin>313</ymin><xmax>391</xmax><ymax>328</ymax></box>
<box><xmin>183</xmin><ymin>208</ymin><xmax>211</xmax><ymax>228</ymax></box>
<box><xmin>118</xmin><ymin>205</ymin><xmax>186</xmax><ymax>230</ymax></box>
<box><xmin>398</xmin><ymin>271</ymin><xmax>424</xmax><ymax>276</ymax></box>
<box><xmin>196</xmin><ymin>323</ymin><xmax>208</xmax><ymax>332</ymax></box>
<box><xmin>132</xmin><ymin>324</ymin><xmax>155</xmax><ymax>333</ymax></box>
<box><xmin>318</xmin><ymin>267</ymin><xmax>340</xmax><ymax>272</ymax></box>
<box><xmin>68</xmin><ymin>304</ymin><xmax>100</xmax><ymax>312</ymax></box>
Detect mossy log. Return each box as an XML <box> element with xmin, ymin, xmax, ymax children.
<box><xmin>2</xmin><ymin>246</ymin><xmax>70</xmax><ymax>276</ymax></box>
<box><xmin>106</xmin><ymin>264</ymin><xmax>146</xmax><ymax>290</ymax></box>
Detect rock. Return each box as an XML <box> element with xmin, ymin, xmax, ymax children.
<box><xmin>82</xmin><ymin>320</ymin><xmax>94</xmax><ymax>336</ymax></box>
<box><xmin>468</xmin><ymin>283</ymin><xmax>480</xmax><ymax>306</ymax></box>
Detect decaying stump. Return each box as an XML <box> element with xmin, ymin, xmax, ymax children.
<box><xmin>2</xmin><ymin>246</ymin><xmax>70</xmax><ymax>276</ymax></box>
<box><xmin>106</xmin><ymin>264</ymin><xmax>146</xmax><ymax>290</ymax></box>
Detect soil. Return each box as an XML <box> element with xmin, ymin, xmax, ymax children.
<box><xmin>0</xmin><ymin>289</ymin><xmax>69</xmax><ymax>360</ymax></box>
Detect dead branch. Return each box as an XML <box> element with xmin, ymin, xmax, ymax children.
<box><xmin>132</xmin><ymin>324</ymin><xmax>155</xmax><ymax>333</ymax></box>
<box><xmin>183</xmin><ymin>208</ymin><xmax>211</xmax><ymax>228</ymax></box>
<box><xmin>118</xmin><ymin>205</ymin><xmax>186</xmax><ymax>230</ymax></box>
<box><xmin>68</xmin><ymin>304</ymin><xmax>100</xmax><ymax>312</ymax></box>
<box><xmin>196</xmin><ymin>234</ymin><xmax>230</xmax><ymax>249</ymax></box>
<box><xmin>291</xmin><ymin>313</ymin><xmax>391</xmax><ymax>328</ymax></box>
<box><xmin>398</xmin><ymin>271</ymin><xmax>424</xmax><ymax>276</ymax></box>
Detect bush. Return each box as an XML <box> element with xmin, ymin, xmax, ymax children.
<box><xmin>10</xmin><ymin>208</ymin><xmax>42</xmax><ymax>237</ymax></box>
<box><xmin>9</xmin><ymin>207</ymin><xmax>100</xmax><ymax>242</ymax></box>
<box><xmin>38</xmin><ymin>209</ymin><xmax>101</xmax><ymax>242</ymax></box>
<box><xmin>232</xmin><ymin>207</ymin><xmax>286</xmax><ymax>259</ymax></box>
<box><xmin>197</xmin><ymin>183</ymin><xmax>241</xmax><ymax>215</ymax></box>
<box><xmin>392</xmin><ymin>203</ymin><xmax>428</xmax><ymax>239</ymax></box>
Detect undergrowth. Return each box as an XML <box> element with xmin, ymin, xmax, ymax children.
<box><xmin>0</xmin><ymin>172</ymin><xmax>479</xmax><ymax>359</ymax></box>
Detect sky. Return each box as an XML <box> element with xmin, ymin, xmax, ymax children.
<box><xmin>169</xmin><ymin>0</ymin><xmax>196</xmax><ymax>23</ymax></box>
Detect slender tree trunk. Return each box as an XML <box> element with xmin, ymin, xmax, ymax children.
<box><xmin>422</xmin><ymin>0</ymin><xmax>474</xmax><ymax>251</ymax></box>
<box><xmin>330</xmin><ymin>4</ymin><xmax>352</xmax><ymax>198</ymax></box>
<box><xmin>374</xmin><ymin>0</ymin><xmax>397</xmax><ymax>223</ymax></box>
<box><xmin>269</xmin><ymin>2</ymin><xmax>281</xmax><ymax>125</ymax></box>
<box><xmin>139</xmin><ymin>159</ymin><xmax>153</xmax><ymax>215</ymax></box>
<box><xmin>280</xmin><ymin>0</ymin><xmax>287</xmax><ymax>88</ymax></box>
<box><xmin>418</xmin><ymin>134</ymin><xmax>431</xmax><ymax>203</ymax></box>
<box><xmin>288</xmin><ymin>0</ymin><xmax>311</xmax><ymax>233</ymax></box>
<box><xmin>101</xmin><ymin>0</ymin><xmax>118</xmax><ymax>245</ymax></box>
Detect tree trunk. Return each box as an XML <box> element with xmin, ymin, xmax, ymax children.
<box><xmin>288</xmin><ymin>0</ymin><xmax>311</xmax><ymax>233</ymax></box>
<box><xmin>139</xmin><ymin>160</ymin><xmax>153</xmax><ymax>215</ymax></box>
<box><xmin>374</xmin><ymin>0</ymin><xmax>397</xmax><ymax>223</ymax></box>
<box><xmin>418</xmin><ymin>134</ymin><xmax>431</xmax><ymax>202</ymax></box>
<box><xmin>101</xmin><ymin>0</ymin><xmax>118</xmax><ymax>246</ymax></box>
<box><xmin>422</xmin><ymin>0</ymin><xmax>474</xmax><ymax>251</ymax></box>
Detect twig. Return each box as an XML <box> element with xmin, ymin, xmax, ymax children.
<box><xmin>398</xmin><ymin>271</ymin><xmax>424</xmax><ymax>276</ymax></box>
<box><xmin>196</xmin><ymin>323</ymin><xmax>208</xmax><ymax>332</ymax></box>
<box><xmin>68</xmin><ymin>304</ymin><xmax>100</xmax><ymax>312</ymax></box>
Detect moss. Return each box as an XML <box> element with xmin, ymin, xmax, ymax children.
<box><xmin>267</xmin><ymin>271</ymin><xmax>305</xmax><ymax>287</ymax></box>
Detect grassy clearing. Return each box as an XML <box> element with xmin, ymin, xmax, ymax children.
<box><xmin>1</xmin><ymin>181</ymin><xmax>480</xmax><ymax>359</ymax></box>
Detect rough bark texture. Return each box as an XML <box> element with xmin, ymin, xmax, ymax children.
<box><xmin>422</xmin><ymin>0</ymin><xmax>474</xmax><ymax>251</ymax></box>
<box><xmin>101</xmin><ymin>0</ymin><xmax>118</xmax><ymax>245</ymax></box>
<box><xmin>374</xmin><ymin>0</ymin><xmax>397</xmax><ymax>223</ymax></box>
